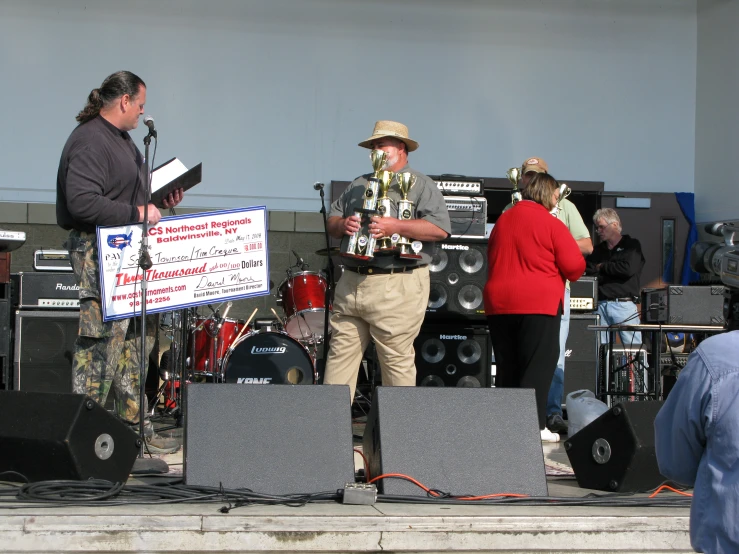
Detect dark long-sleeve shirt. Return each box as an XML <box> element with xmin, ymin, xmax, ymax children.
<box><xmin>585</xmin><ymin>234</ymin><xmax>644</xmax><ymax>300</ymax></box>
<box><xmin>56</xmin><ymin>115</ymin><xmax>144</xmax><ymax>233</ymax></box>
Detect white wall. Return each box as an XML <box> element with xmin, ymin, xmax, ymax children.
<box><xmin>694</xmin><ymin>0</ymin><xmax>739</xmax><ymax>223</ymax></box>
<box><xmin>0</xmin><ymin>0</ymin><xmax>697</xmax><ymax>212</ymax></box>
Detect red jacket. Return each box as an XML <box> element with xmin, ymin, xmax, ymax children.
<box><xmin>484</xmin><ymin>200</ymin><xmax>586</xmax><ymax>316</ymax></box>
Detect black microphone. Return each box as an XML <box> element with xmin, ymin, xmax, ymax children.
<box><xmin>313</xmin><ymin>182</ymin><xmax>325</xmax><ymax>190</ymax></box>
<box><xmin>292</xmin><ymin>250</ymin><xmax>306</xmax><ymax>269</ymax></box>
<box><xmin>143</xmin><ymin>115</ymin><xmax>157</xmax><ymax>138</ymax></box>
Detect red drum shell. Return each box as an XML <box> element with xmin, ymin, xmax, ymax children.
<box><xmin>278</xmin><ymin>271</ymin><xmax>331</xmax><ymax>341</ymax></box>
<box><xmin>188</xmin><ymin>317</ymin><xmax>246</xmax><ymax>376</ymax></box>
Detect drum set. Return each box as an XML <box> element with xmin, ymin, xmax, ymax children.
<box><xmin>154</xmin><ymin>251</ymin><xmax>336</xmax><ymax>415</ymax></box>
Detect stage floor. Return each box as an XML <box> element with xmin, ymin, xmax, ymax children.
<box><xmin>0</xmin><ymin>418</ymin><xmax>693</xmax><ymax>553</ymax></box>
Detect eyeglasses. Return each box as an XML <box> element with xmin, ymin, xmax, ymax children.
<box><xmin>596</xmin><ymin>222</ymin><xmax>614</xmax><ymax>231</ymax></box>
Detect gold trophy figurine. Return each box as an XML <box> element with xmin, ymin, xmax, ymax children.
<box><xmin>374</xmin><ymin>170</ymin><xmax>396</xmax><ymax>253</ymax></box>
<box><xmin>343</xmin><ymin>149</ymin><xmax>387</xmax><ymax>259</ymax></box>
<box><xmin>506</xmin><ymin>167</ymin><xmax>522</xmax><ymax>205</ymax></box>
<box><xmin>550</xmin><ymin>183</ymin><xmax>572</xmax><ymax>217</ymax></box>
<box><xmin>394</xmin><ymin>172</ymin><xmax>423</xmax><ymax>259</ymax></box>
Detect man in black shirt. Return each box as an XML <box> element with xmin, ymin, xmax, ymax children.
<box><xmin>586</xmin><ymin>208</ymin><xmax>645</xmax><ymax>347</ymax></box>
<box><xmin>56</xmin><ymin>71</ymin><xmax>183</xmax><ymax>453</ymax></box>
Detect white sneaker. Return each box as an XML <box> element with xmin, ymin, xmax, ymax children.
<box><xmin>540</xmin><ymin>428</ymin><xmax>560</xmax><ymax>443</ymax></box>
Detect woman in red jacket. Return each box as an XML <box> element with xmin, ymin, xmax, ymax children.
<box><xmin>485</xmin><ymin>173</ymin><xmax>585</xmax><ymax>441</ymax></box>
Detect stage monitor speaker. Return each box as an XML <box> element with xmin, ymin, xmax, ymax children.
<box><xmin>563</xmin><ymin>313</ymin><xmax>600</xmax><ymax>405</ymax></box>
<box><xmin>564</xmin><ymin>401</ymin><xmax>666</xmax><ymax>492</ymax></box>
<box><xmin>426</xmin><ymin>238</ymin><xmax>487</xmax><ymax>321</ymax></box>
<box><xmin>184</xmin><ymin>384</ymin><xmax>355</xmax><ymax>495</ymax></box>
<box><xmin>14</xmin><ymin>310</ymin><xmax>79</xmax><ymax>393</ymax></box>
<box><xmin>364</xmin><ymin>387</ymin><xmax>548</xmax><ymax>496</ymax></box>
<box><xmin>0</xmin><ymin>391</ymin><xmax>139</xmax><ymax>483</ymax></box>
<box><xmin>414</xmin><ymin>324</ymin><xmax>491</xmax><ymax>387</ymax></box>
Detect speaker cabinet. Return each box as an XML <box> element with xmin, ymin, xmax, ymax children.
<box><xmin>0</xmin><ymin>391</ymin><xmax>139</xmax><ymax>483</ymax></box>
<box><xmin>184</xmin><ymin>384</ymin><xmax>355</xmax><ymax>494</ymax></box>
<box><xmin>363</xmin><ymin>387</ymin><xmax>548</xmax><ymax>496</ymax></box>
<box><xmin>563</xmin><ymin>313</ymin><xmax>600</xmax><ymax>404</ymax></box>
<box><xmin>427</xmin><ymin>238</ymin><xmax>487</xmax><ymax>321</ymax></box>
<box><xmin>414</xmin><ymin>324</ymin><xmax>491</xmax><ymax>387</ymax></box>
<box><xmin>564</xmin><ymin>401</ymin><xmax>666</xmax><ymax>492</ymax></box>
<box><xmin>14</xmin><ymin>310</ymin><xmax>79</xmax><ymax>393</ymax></box>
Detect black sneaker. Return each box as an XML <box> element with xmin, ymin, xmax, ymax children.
<box><xmin>546</xmin><ymin>414</ymin><xmax>569</xmax><ymax>435</ymax></box>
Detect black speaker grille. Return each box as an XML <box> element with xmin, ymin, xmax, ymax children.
<box><xmin>427</xmin><ymin>239</ymin><xmax>487</xmax><ymax>321</ymax></box>
<box><xmin>14</xmin><ymin>310</ymin><xmax>79</xmax><ymax>393</ymax></box>
<box><xmin>415</xmin><ymin>325</ymin><xmax>491</xmax><ymax>388</ymax></box>
<box><xmin>563</xmin><ymin>313</ymin><xmax>600</xmax><ymax>404</ymax></box>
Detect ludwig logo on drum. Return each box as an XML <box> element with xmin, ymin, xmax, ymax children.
<box><xmin>251</xmin><ymin>346</ymin><xmax>287</xmax><ymax>354</ymax></box>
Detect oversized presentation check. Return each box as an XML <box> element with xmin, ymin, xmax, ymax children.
<box><xmin>97</xmin><ymin>207</ymin><xmax>269</xmax><ymax>321</ymax></box>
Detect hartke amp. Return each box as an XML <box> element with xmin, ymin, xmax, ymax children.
<box><xmin>0</xmin><ymin>391</ymin><xmax>139</xmax><ymax>483</ymax></box>
<box><xmin>565</xmin><ymin>401</ymin><xmax>666</xmax><ymax>492</ymax></box>
<box><xmin>426</xmin><ymin>238</ymin><xmax>487</xmax><ymax>321</ymax></box>
<box><xmin>414</xmin><ymin>324</ymin><xmax>491</xmax><ymax>387</ymax></box>
<box><xmin>363</xmin><ymin>387</ymin><xmax>548</xmax><ymax>496</ymax></box>
<box><xmin>563</xmin><ymin>313</ymin><xmax>600</xmax><ymax>405</ymax></box>
<box><xmin>14</xmin><ymin>310</ymin><xmax>79</xmax><ymax>393</ymax></box>
<box><xmin>184</xmin><ymin>384</ymin><xmax>354</xmax><ymax>495</ymax></box>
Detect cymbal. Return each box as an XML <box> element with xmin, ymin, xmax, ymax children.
<box><xmin>315</xmin><ymin>247</ymin><xmax>340</xmax><ymax>256</ymax></box>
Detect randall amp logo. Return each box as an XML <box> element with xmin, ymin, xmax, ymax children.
<box><xmin>251</xmin><ymin>346</ymin><xmax>287</xmax><ymax>354</ymax></box>
<box><xmin>441</xmin><ymin>244</ymin><xmax>469</xmax><ymax>250</ymax></box>
<box><xmin>236</xmin><ymin>377</ymin><xmax>273</xmax><ymax>384</ymax></box>
<box><xmin>440</xmin><ymin>334</ymin><xmax>467</xmax><ymax>340</ymax></box>
<box><xmin>56</xmin><ymin>283</ymin><xmax>80</xmax><ymax>291</ymax></box>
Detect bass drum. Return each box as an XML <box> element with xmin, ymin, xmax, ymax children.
<box><xmin>223</xmin><ymin>331</ymin><xmax>315</xmax><ymax>385</ymax></box>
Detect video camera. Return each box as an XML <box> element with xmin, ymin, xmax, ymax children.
<box><xmin>691</xmin><ymin>222</ymin><xmax>739</xmax><ymax>329</ymax></box>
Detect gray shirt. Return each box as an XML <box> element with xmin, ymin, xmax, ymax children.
<box><xmin>329</xmin><ymin>164</ymin><xmax>451</xmax><ymax>268</ymax></box>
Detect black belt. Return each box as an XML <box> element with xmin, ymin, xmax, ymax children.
<box><xmin>604</xmin><ymin>297</ymin><xmax>638</xmax><ymax>303</ymax></box>
<box><xmin>345</xmin><ymin>265</ymin><xmax>426</xmax><ymax>275</ymax></box>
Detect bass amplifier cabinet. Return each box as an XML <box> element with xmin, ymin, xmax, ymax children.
<box><xmin>11</xmin><ymin>272</ymin><xmax>79</xmax><ymax>309</ymax></box>
<box><xmin>414</xmin><ymin>324</ymin><xmax>491</xmax><ymax>388</ymax></box>
<box><xmin>426</xmin><ymin>237</ymin><xmax>487</xmax><ymax>322</ymax></box>
<box><xmin>643</xmin><ymin>285</ymin><xmax>725</xmax><ymax>325</ymax></box>
<box><xmin>14</xmin><ymin>310</ymin><xmax>79</xmax><ymax>393</ymax></box>
<box><xmin>563</xmin><ymin>314</ymin><xmax>600</xmax><ymax>405</ymax></box>
<box><xmin>570</xmin><ymin>276</ymin><xmax>598</xmax><ymax>311</ymax></box>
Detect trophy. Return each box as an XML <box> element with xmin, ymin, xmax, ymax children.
<box><xmin>343</xmin><ymin>149</ymin><xmax>387</xmax><ymax>259</ymax></box>
<box><xmin>393</xmin><ymin>172</ymin><xmax>423</xmax><ymax>259</ymax></box>
<box><xmin>506</xmin><ymin>167</ymin><xmax>522</xmax><ymax>205</ymax></box>
<box><xmin>550</xmin><ymin>183</ymin><xmax>572</xmax><ymax>217</ymax></box>
<box><xmin>374</xmin><ymin>170</ymin><xmax>396</xmax><ymax>253</ymax></box>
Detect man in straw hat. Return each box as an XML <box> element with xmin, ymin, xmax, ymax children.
<box><xmin>323</xmin><ymin>120</ymin><xmax>451</xmax><ymax>402</ymax></box>
<box><xmin>504</xmin><ymin>157</ymin><xmax>593</xmax><ymax>440</ymax></box>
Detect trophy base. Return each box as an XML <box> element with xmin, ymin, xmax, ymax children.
<box><xmin>398</xmin><ymin>253</ymin><xmax>423</xmax><ymax>260</ymax></box>
<box><xmin>374</xmin><ymin>246</ymin><xmax>397</xmax><ymax>256</ymax></box>
<box><xmin>342</xmin><ymin>252</ymin><xmax>373</xmax><ymax>261</ymax></box>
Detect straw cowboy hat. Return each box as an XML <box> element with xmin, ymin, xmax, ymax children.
<box><xmin>358</xmin><ymin>120</ymin><xmax>419</xmax><ymax>152</ymax></box>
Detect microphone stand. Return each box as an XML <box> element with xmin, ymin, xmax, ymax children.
<box><xmin>132</xmin><ymin>129</ymin><xmax>168</xmax><ymax>474</ymax></box>
<box><xmin>315</xmin><ymin>183</ymin><xmax>333</xmax><ymax>383</ymax></box>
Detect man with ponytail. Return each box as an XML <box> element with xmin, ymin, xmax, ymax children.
<box><xmin>56</xmin><ymin>71</ymin><xmax>183</xmax><ymax>454</ymax></box>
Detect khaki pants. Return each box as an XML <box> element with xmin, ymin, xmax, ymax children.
<box><xmin>323</xmin><ymin>266</ymin><xmax>430</xmax><ymax>402</ymax></box>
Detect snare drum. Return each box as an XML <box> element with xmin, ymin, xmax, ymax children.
<box><xmin>277</xmin><ymin>271</ymin><xmax>331</xmax><ymax>342</ymax></box>
<box><xmin>188</xmin><ymin>317</ymin><xmax>247</xmax><ymax>376</ymax></box>
<box><xmin>223</xmin><ymin>330</ymin><xmax>315</xmax><ymax>385</ymax></box>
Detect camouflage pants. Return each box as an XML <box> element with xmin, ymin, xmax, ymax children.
<box><xmin>66</xmin><ymin>230</ymin><xmax>156</xmax><ymax>425</ymax></box>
